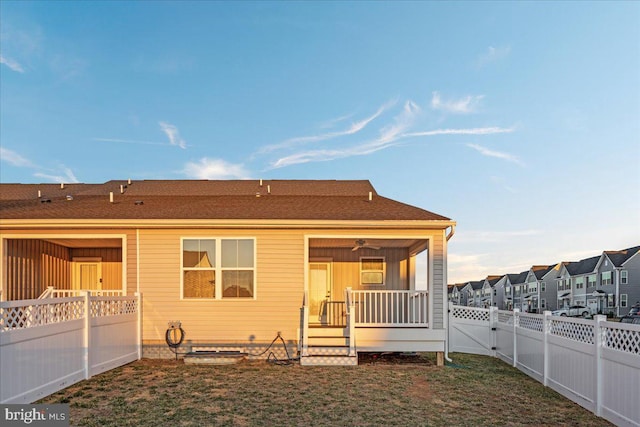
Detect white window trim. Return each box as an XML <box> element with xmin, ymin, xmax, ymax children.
<box><xmin>620</xmin><ymin>270</ymin><xmax>628</xmax><ymax>285</ymax></box>
<box><xmin>621</xmin><ymin>294</ymin><xmax>628</xmax><ymax>307</ymax></box>
<box><xmin>180</xmin><ymin>237</ymin><xmax>257</xmax><ymax>301</ymax></box>
<box><xmin>360</xmin><ymin>256</ymin><xmax>386</xmax><ymax>287</ymax></box>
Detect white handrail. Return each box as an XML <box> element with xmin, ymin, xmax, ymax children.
<box><xmin>351</xmin><ymin>290</ymin><xmax>429</xmax><ymax>327</ymax></box>
<box><xmin>301</xmin><ymin>290</ymin><xmax>310</xmax><ymax>357</ymax></box>
<box><xmin>346</xmin><ymin>287</ymin><xmax>356</xmax><ymax>356</ymax></box>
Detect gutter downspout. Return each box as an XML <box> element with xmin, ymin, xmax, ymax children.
<box><xmin>444</xmin><ymin>224</ymin><xmax>456</xmax><ymax>363</ymax></box>
<box><xmin>446</xmin><ymin>224</ymin><xmax>456</xmax><ymax>242</ymax></box>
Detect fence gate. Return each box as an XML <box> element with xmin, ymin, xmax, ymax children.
<box><xmin>448</xmin><ymin>304</ymin><xmax>495</xmax><ymax>356</ymax></box>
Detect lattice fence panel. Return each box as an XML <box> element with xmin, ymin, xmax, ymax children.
<box><xmin>90</xmin><ymin>298</ymin><xmax>138</xmax><ymax>317</ymax></box>
<box><xmin>604</xmin><ymin>326</ymin><xmax>640</xmax><ymax>355</ymax></box>
<box><xmin>450</xmin><ymin>306</ymin><xmax>490</xmax><ymax>322</ymax></box>
<box><xmin>0</xmin><ymin>299</ymin><xmax>84</xmax><ymax>331</ymax></box>
<box><xmin>518</xmin><ymin>314</ymin><xmax>543</xmax><ymax>332</ymax></box>
<box><xmin>549</xmin><ymin>319</ymin><xmax>594</xmax><ymax>344</ymax></box>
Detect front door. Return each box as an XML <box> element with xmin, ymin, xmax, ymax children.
<box><xmin>72</xmin><ymin>258</ymin><xmax>103</xmax><ymax>290</ymax></box>
<box><xmin>309</xmin><ymin>262</ymin><xmax>332</xmax><ymax>325</ymax></box>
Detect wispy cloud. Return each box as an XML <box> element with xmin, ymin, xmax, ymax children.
<box><xmin>490</xmin><ymin>175</ymin><xmax>518</xmax><ymax>193</ymax></box>
<box><xmin>270</xmin><ymin>100</ymin><xmax>419</xmax><ymax>168</ymax></box>
<box><xmin>0</xmin><ymin>147</ymin><xmax>35</xmax><ymax>167</ymax></box>
<box><xmin>93</xmin><ymin>137</ymin><xmax>170</xmax><ymax>146</ymax></box>
<box><xmin>1</xmin><ymin>147</ymin><xmax>79</xmax><ymax>182</ymax></box>
<box><xmin>318</xmin><ymin>113</ymin><xmax>354</xmax><ymax>129</ymax></box>
<box><xmin>466</xmin><ymin>143</ymin><xmax>524</xmax><ymax>166</ymax></box>
<box><xmin>431</xmin><ymin>91</ymin><xmax>483</xmax><ymax>114</ymax></box>
<box><xmin>260</xmin><ymin>100</ymin><xmax>395</xmax><ymax>154</ymax></box>
<box><xmin>0</xmin><ymin>55</ymin><xmax>25</xmax><ymax>73</ymax></box>
<box><xmin>34</xmin><ymin>167</ymin><xmax>79</xmax><ymax>184</ymax></box>
<box><xmin>403</xmin><ymin>126</ymin><xmax>515</xmax><ymax>138</ymax></box>
<box><xmin>159</xmin><ymin>122</ymin><xmax>187</xmax><ymax>149</ymax></box>
<box><xmin>183</xmin><ymin>158</ymin><xmax>249</xmax><ymax>179</ymax></box>
<box><xmin>476</xmin><ymin>45</ymin><xmax>512</xmax><ymax>68</ymax></box>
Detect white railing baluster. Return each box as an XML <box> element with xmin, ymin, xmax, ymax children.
<box><xmin>350</xmin><ymin>290</ymin><xmax>429</xmax><ymax>327</ymax></box>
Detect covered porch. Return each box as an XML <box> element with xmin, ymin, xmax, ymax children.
<box><xmin>300</xmin><ymin>235</ymin><xmax>446</xmax><ymax>365</ymax></box>
<box><xmin>0</xmin><ymin>235</ymin><xmax>127</xmax><ymax>301</ymax></box>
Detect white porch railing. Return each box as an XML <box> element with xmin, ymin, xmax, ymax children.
<box><xmin>351</xmin><ymin>290</ymin><xmax>429</xmax><ymax>327</ymax></box>
<box><xmin>38</xmin><ymin>287</ymin><xmax>125</xmax><ymax>298</ymax></box>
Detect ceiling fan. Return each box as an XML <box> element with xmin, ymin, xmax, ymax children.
<box><xmin>352</xmin><ymin>239</ymin><xmax>381</xmax><ymax>251</ymax></box>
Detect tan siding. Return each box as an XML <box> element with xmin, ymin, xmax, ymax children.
<box><xmin>139</xmin><ymin>230</ymin><xmax>305</xmax><ymax>345</ymax></box>
<box><xmin>432</xmin><ymin>231</ymin><xmax>445</xmax><ymax>329</ymax></box>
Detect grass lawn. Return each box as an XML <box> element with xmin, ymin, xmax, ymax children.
<box><xmin>39</xmin><ymin>352</ymin><xmax>612</xmax><ymax>426</ymax></box>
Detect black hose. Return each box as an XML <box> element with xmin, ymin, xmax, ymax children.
<box><xmin>165</xmin><ymin>327</ymin><xmax>186</xmax><ymax>360</ymax></box>
<box><xmin>164</xmin><ymin>326</ymin><xmax>297</xmax><ymax>365</ymax></box>
<box><xmin>245</xmin><ymin>332</ymin><xmax>298</xmax><ymax>365</ymax></box>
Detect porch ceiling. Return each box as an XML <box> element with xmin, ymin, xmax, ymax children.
<box><xmin>309</xmin><ymin>238</ymin><xmax>425</xmax><ymax>251</ymax></box>
<box><xmin>44</xmin><ymin>238</ymin><xmax>122</xmax><ymax>248</ymax></box>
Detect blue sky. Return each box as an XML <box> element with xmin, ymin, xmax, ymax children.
<box><xmin>1</xmin><ymin>1</ymin><xmax>639</xmax><ymax>283</ymax></box>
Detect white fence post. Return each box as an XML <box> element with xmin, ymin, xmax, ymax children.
<box><xmin>83</xmin><ymin>291</ymin><xmax>91</xmax><ymax>380</ymax></box>
<box><xmin>594</xmin><ymin>314</ymin><xmax>605</xmax><ymax>417</ymax></box>
<box><xmin>543</xmin><ymin>310</ymin><xmax>552</xmax><ymax>387</ymax></box>
<box><xmin>135</xmin><ymin>292</ymin><xmax>142</xmax><ymax>360</ymax></box>
<box><xmin>513</xmin><ymin>308</ymin><xmax>520</xmax><ymax>368</ymax></box>
<box><xmin>490</xmin><ymin>306</ymin><xmax>498</xmax><ymax>357</ymax></box>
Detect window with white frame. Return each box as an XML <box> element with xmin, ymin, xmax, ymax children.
<box><xmin>360</xmin><ymin>257</ymin><xmax>385</xmax><ymax>286</ymax></box>
<box><xmin>528</xmin><ymin>283</ymin><xmax>537</xmax><ymax>293</ymax></box>
<box><xmin>541</xmin><ymin>282</ymin><xmax>546</xmax><ymax>292</ymax></box>
<box><xmin>621</xmin><ymin>294</ymin><xmax>628</xmax><ymax>307</ymax></box>
<box><xmin>182</xmin><ymin>238</ymin><xmax>255</xmax><ymax>299</ymax></box>
<box><xmin>575</xmin><ymin>277</ymin><xmax>584</xmax><ymax>289</ymax></box>
<box><xmin>587</xmin><ymin>274</ymin><xmax>596</xmax><ymax>287</ymax></box>
<box><xmin>541</xmin><ymin>299</ymin><xmax>546</xmax><ymax>309</ymax></box>
<box><xmin>621</xmin><ymin>270</ymin><xmax>628</xmax><ymax>285</ymax></box>
<box><xmin>601</xmin><ymin>271</ymin><xmax>612</xmax><ymax>286</ymax></box>
<box><xmin>607</xmin><ymin>294</ymin><xmax>615</xmax><ymax>308</ymax></box>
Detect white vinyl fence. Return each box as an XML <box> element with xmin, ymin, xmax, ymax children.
<box><xmin>449</xmin><ymin>303</ymin><xmax>640</xmax><ymax>427</ymax></box>
<box><xmin>0</xmin><ymin>293</ymin><xmax>141</xmax><ymax>404</ymax></box>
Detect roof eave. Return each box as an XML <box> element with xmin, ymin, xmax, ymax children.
<box><xmin>0</xmin><ymin>218</ymin><xmax>457</xmax><ymax>230</ymax></box>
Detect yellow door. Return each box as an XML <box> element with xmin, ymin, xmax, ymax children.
<box><xmin>73</xmin><ymin>259</ymin><xmax>102</xmax><ymax>290</ymax></box>
<box><xmin>309</xmin><ymin>262</ymin><xmax>331</xmax><ymax>325</ymax></box>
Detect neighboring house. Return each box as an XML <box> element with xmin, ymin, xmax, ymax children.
<box><xmin>0</xmin><ymin>179</ymin><xmax>456</xmax><ymax>366</ymax></box>
<box><xmin>466</xmin><ymin>280</ymin><xmax>485</xmax><ymax>307</ymax></box>
<box><xmin>491</xmin><ymin>275</ymin><xmax>509</xmax><ymax>310</ymax></box>
<box><xmin>522</xmin><ymin>265</ymin><xmax>555</xmax><ymax>313</ymax></box>
<box><xmin>558</xmin><ymin>256</ymin><xmax>600</xmax><ymax>313</ymax></box>
<box><xmin>538</xmin><ymin>263</ymin><xmax>563</xmax><ymax>312</ymax></box>
<box><xmin>596</xmin><ymin>246</ymin><xmax>640</xmax><ymax>316</ymax></box>
<box><xmin>482</xmin><ymin>275</ymin><xmax>502</xmax><ymax>308</ymax></box>
<box><xmin>448</xmin><ymin>284</ymin><xmax>464</xmax><ymax>306</ymax></box>
<box><xmin>505</xmin><ymin>271</ymin><xmax>528</xmax><ymax>312</ymax></box>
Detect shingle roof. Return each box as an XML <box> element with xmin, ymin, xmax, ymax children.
<box><xmin>485</xmin><ymin>275</ymin><xmax>503</xmax><ymax>286</ymax></box>
<box><xmin>507</xmin><ymin>271</ymin><xmax>528</xmax><ymax>285</ymax></box>
<box><xmin>565</xmin><ymin>256</ymin><xmax>600</xmax><ymax>276</ymax></box>
<box><xmin>0</xmin><ymin>180</ymin><xmax>451</xmax><ymax>222</ymax></box>
<box><xmin>531</xmin><ymin>265</ymin><xmax>554</xmax><ymax>279</ymax></box>
<box><xmin>470</xmin><ymin>280</ymin><xmax>485</xmax><ymax>290</ymax></box>
<box><xmin>604</xmin><ymin>246</ymin><xmax>640</xmax><ymax>267</ymax></box>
